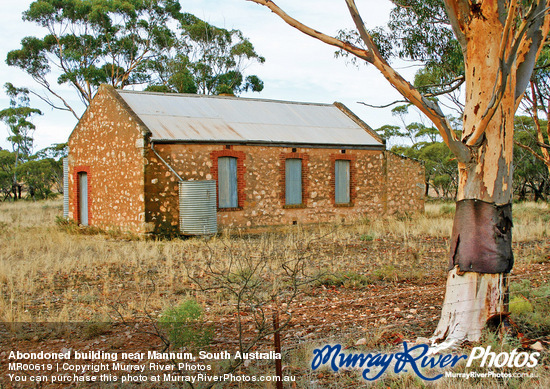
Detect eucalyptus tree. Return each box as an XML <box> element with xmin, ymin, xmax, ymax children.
<box><xmin>0</xmin><ymin>83</ymin><xmax>42</xmax><ymax>200</ymax></box>
<box><xmin>514</xmin><ymin>116</ymin><xmax>549</xmax><ymax>200</ymax></box>
<box><xmin>248</xmin><ymin>0</ymin><xmax>550</xmax><ymax>345</ymax></box>
<box><xmin>517</xmin><ymin>46</ymin><xmax>550</xmax><ymax>175</ymax></box>
<box><xmin>7</xmin><ymin>0</ymin><xmax>264</xmax><ymax>119</ymax></box>
<box><xmin>145</xmin><ymin>13</ymin><xmax>265</xmax><ymax>95</ymax></box>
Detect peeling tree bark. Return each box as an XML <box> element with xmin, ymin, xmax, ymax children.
<box><xmin>248</xmin><ymin>0</ymin><xmax>550</xmax><ymax>345</ymax></box>
<box><xmin>433</xmin><ymin>0</ymin><xmax>550</xmax><ymax>346</ymax></box>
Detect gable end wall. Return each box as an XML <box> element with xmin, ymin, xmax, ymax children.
<box><xmin>68</xmin><ymin>86</ymin><xmax>147</xmax><ymax>233</ymax></box>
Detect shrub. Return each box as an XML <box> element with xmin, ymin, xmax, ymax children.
<box><xmin>509</xmin><ymin>296</ymin><xmax>534</xmax><ymax>316</ymax></box>
<box><xmin>360</xmin><ymin>233</ymin><xmax>375</xmax><ymax>242</ymax></box>
<box><xmin>158</xmin><ymin>299</ymin><xmax>212</xmax><ymax>351</ymax></box>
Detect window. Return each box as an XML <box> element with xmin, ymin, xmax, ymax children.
<box><xmin>218</xmin><ymin>157</ymin><xmax>238</xmax><ymax>208</ymax></box>
<box><xmin>335</xmin><ymin>159</ymin><xmax>350</xmax><ymax>204</ymax></box>
<box><xmin>285</xmin><ymin>158</ymin><xmax>302</xmax><ymax>205</ymax></box>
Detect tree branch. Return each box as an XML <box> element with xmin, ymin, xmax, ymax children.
<box><xmin>28</xmin><ymin>84</ymin><xmax>80</xmax><ymax>120</ymax></box>
<box><xmin>514</xmin><ymin>0</ymin><xmax>550</xmax><ymax>104</ymax></box>
<box><xmin>344</xmin><ymin>0</ymin><xmax>471</xmax><ymax>162</ymax></box>
<box><xmin>248</xmin><ymin>0</ymin><xmax>472</xmax><ymax>162</ymax></box>
<box><xmin>466</xmin><ymin>0</ymin><xmax>550</xmax><ymax>147</ymax></box>
<box><xmin>423</xmin><ymin>77</ymin><xmax>465</xmax><ymax>97</ymax></box>
<box><xmin>357</xmin><ymin>100</ymin><xmax>410</xmax><ymax>109</ymax></box>
<box><xmin>514</xmin><ymin>140</ymin><xmax>550</xmax><ymax>163</ymax></box>
<box><xmin>530</xmin><ymin>80</ymin><xmax>550</xmax><ymax>162</ymax></box>
<box><xmin>246</xmin><ymin>0</ymin><xmax>373</xmax><ymax>62</ymax></box>
<box><xmin>442</xmin><ymin>0</ymin><xmax>470</xmax><ymax>50</ymax></box>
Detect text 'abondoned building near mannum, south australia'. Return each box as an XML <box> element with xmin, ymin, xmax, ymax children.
<box><xmin>66</xmin><ymin>85</ymin><xmax>425</xmax><ymax>236</ymax></box>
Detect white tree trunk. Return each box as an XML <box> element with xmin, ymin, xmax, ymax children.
<box><xmin>431</xmin><ymin>268</ymin><xmax>508</xmax><ymax>350</ymax></box>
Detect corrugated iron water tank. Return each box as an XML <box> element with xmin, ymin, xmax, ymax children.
<box><xmin>63</xmin><ymin>158</ymin><xmax>69</xmax><ymax>218</ymax></box>
<box><xmin>179</xmin><ymin>180</ymin><xmax>217</xmax><ymax>235</ymax></box>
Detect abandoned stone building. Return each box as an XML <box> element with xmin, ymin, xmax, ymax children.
<box><xmin>66</xmin><ymin>84</ymin><xmax>424</xmax><ymax>235</ymax></box>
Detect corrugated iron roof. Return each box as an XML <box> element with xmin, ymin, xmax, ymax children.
<box><xmin>116</xmin><ymin>90</ymin><xmax>382</xmax><ymax>148</ymax></box>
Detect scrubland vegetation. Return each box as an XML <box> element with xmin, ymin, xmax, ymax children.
<box><xmin>0</xmin><ymin>200</ymin><xmax>548</xmax><ymax>388</ymax></box>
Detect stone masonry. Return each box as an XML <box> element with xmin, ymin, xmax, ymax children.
<box><xmin>68</xmin><ymin>85</ymin><xmax>148</xmax><ymax>232</ymax></box>
<box><xmin>68</xmin><ymin>85</ymin><xmax>425</xmax><ymax>235</ymax></box>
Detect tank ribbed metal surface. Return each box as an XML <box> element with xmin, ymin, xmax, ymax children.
<box><xmin>179</xmin><ymin>180</ymin><xmax>217</xmax><ymax>235</ymax></box>
<box><xmin>63</xmin><ymin>158</ymin><xmax>69</xmax><ymax>218</ymax></box>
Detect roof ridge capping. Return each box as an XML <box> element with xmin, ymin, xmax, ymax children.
<box><xmin>333</xmin><ymin>102</ymin><xmax>385</xmax><ymax>145</ymax></box>
<box><xmin>115</xmin><ymin>87</ymin><xmax>335</xmax><ymax>107</ymax></box>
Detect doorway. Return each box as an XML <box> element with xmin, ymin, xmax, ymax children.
<box><xmin>78</xmin><ymin>172</ymin><xmax>88</xmax><ymax>226</ymax></box>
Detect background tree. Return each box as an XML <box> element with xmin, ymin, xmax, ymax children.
<box><xmin>16</xmin><ymin>157</ymin><xmax>62</xmax><ymax>200</ymax></box>
<box><xmin>0</xmin><ymin>149</ymin><xmax>16</xmax><ymax>200</ymax></box>
<box><xmin>516</xmin><ymin>45</ymin><xmax>550</xmax><ymax>175</ymax></box>
<box><xmin>145</xmin><ymin>14</ymin><xmax>265</xmax><ymax>95</ymax></box>
<box><xmin>8</xmin><ymin>0</ymin><xmax>264</xmax><ymax>119</ymax></box>
<box><xmin>33</xmin><ymin>142</ymin><xmax>68</xmax><ymax>194</ymax></box>
<box><xmin>0</xmin><ymin>83</ymin><xmax>42</xmax><ymax>200</ymax></box>
<box><xmin>514</xmin><ymin>116</ymin><xmax>549</xmax><ymax>200</ymax></box>
<box><xmin>248</xmin><ymin>0</ymin><xmax>550</xmax><ymax>345</ymax></box>
<box><xmin>378</xmin><ymin>105</ymin><xmax>459</xmax><ymax>198</ymax></box>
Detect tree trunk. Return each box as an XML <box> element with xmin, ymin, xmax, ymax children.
<box><xmin>247</xmin><ymin>0</ymin><xmax>550</xmax><ymax>347</ymax></box>
<box><xmin>425</xmin><ymin>179</ymin><xmax>430</xmax><ymax>197</ymax></box>
<box><xmin>432</xmin><ymin>12</ymin><xmax>515</xmax><ymax>344</ymax></box>
<box><xmin>534</xmin><ymin>180</ymin><xmax>545</xmax><ymax>202</ymax></box>
<box><xmin>519</xmin><ymin>183</ymin><xmax>526</xmax><ymax>201</ymax></box>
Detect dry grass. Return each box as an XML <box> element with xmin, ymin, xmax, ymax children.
<box><xmin>0</xmin><ymin>199</ymin><xmax>548</xmax><ymax>388</ymax></box>
<box><xmin>0</xmin><ymin>199</ymin><xmax>547</xmax><ymax>323</ymax></box>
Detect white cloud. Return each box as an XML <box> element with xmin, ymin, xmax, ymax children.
<box><xmin>0</xmin><ymin>0</ymin><xmax>413</xmax><ymax>150</ymax></box>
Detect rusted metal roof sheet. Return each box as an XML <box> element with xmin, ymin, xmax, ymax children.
<box><xmin>117</xmin><ymin>90</ymin><xmax>382</xmax><ymax>148</ymax></box>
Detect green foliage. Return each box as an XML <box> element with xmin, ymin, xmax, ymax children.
<box><xmin>509</xmin><ymin>296</ymin><xmax>534</xmax><ymax>316</ymax></box>
<box><xmin>0</xmin><ymin>150</ymin><xmax>16</xmax><ymax>199</ymax></box>
<box><xmin>382</xmin><ymin>115</ymin><xmax>458</xmax><ymax>198</ymax></box>
<box><xmin>145</xmin><ymin>17</ymin><xmax>265</xmax><ymax>96</ymax></box>
<box><xmin>158</xmin><ymin>299</ymin><xmax>212</xmax><ymax>350</ymax></box>
<box><xmin>0</xmin><ymin>83</ymin><xmax>42</xmax><ymax>162</ymax></box>
<box><xmin>0</xmin><ymin>83</ymin><xmax>43</xmax><ymax>200</ymax></box>
<box><xmin>83</xmin><ymin>321</ymin><xmax>111</xmax><ymax>340</ymax></box>
<box><xmin>372</xmin><ymin>264</ymin><xmax>400</xmax><ymax>281</ymax></box>
<box><xmin>8</xmin><ymin>0</ymin><xmax>265</xmax><ymax>116</ymax></box>
<box><xmin>510</xmin><ymin>280</ymin><xmax>550</xmax><ymax>337</ymax></box>
<box><xmin>337</xmin><ymin>1</ymin><xmax>462</xmax><ymax>87</ymax></box>
<box><xmin>514</xmin><ymin>116</ymin><xmax>549</xmax><ymax>201</ymax></box>
<box><xmin>438</xmin><ymin>202</ymin><xmax>456</xmax><ymax>216</ymax></box>
<box><xmin>16</xmin><ymin>158</ymin><xmax>61</xmax><ymax>200</ymax></box>
<box><xmin>359</xmin><ymin>233</ymin><xmax>375</xmax><ymax>242</ymax></box>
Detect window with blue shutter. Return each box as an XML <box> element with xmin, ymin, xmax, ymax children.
<box><xmin>285</xmin><ymin>158</ymin><xmax>302</xmax><ymax>205</ymax></box>
<box><xmin>218</xmin><ymin>157</ymin><xmax>238</xmax><ymax>208</ymax></box>
<box><xmin>335</xmin><ymin>159</ymin><xmax>350</xmax><ymax>204</ymax></box>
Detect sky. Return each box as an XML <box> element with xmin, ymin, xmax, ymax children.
<box><xmin>0</xmin><ymin>0</ymin><xmax>419</xmax><ymax>151</ymax></box>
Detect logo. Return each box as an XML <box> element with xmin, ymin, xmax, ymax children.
<box><xmin>311</xmin><ymin>343</ymin><xmax>540</xmax><ymax>381</ymax></box>
<box><xmin>311</xmin><ymin>342</ymin><xmax>466</xmax><ymax>381</ymax></box>
<box><xmin>466</xmin><ymin>346</ymin><xmax>539</xmax><ymax>368</ymax></box>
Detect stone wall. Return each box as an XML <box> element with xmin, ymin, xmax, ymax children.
<box><xmin>67</xmin><ymin>85</ymin><xmax>148</xmax><ymax>233</ymax></box>
<box><xmin>68</xmin><ymin>86</ymin><xmax>425</xmax><ymax>235</ymax></box>
<box><xmin>385</xmin><ymin>152</ymin><xmax>425</xmax><ymax>214</ymax></box>
<box><xmin>146</xmin><ymin>144</ymin><xmax>425</xmax><ymax>234</ymax></box>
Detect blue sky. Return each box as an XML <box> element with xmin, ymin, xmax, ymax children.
<box><xmin>0</xmin><ymin>0</ymin><xmax>417</xmax><ymax>151</ymax></box>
